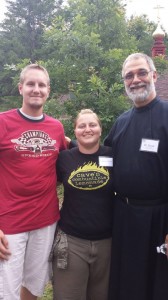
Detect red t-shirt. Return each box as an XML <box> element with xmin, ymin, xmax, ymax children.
<box><xmin>0</xmin><ymin>109</ymin><xmax>66</xmax><ymax>234</ymax></box>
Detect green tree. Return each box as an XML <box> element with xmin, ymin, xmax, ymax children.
<box><xmin>0</xmin><ymin>0</ymin><xmax>62</xmax><ymax>65</ymax></box>
<box><xmin>153</xmin><ymin>55</ymin><xmax>168</xmax><ymax>74</ymax></box>
<box><xmin>127</xmin><ymin>15</ymin><xmax>157</xmax><ymax>55</ymax></box>
<box><xmin>2</xmin><ymin>0</ymin><xmax>162</xmax><ymax>138</ymax></box>
<box><xmin>41</xmin><ymin>0</ymin><xmax>134</xmax><ymax>136</ymax></box>
<box><xmin>0</xmin><ymin>0</ymin><xmax>63</xmax><ymax>96</ymax></box>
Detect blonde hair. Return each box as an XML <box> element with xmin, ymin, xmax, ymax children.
<box><xmin>74</xmin><ymin>109</ymin><xmax>102</xmax><ymax>128</ymax></box>
<box><xmin>19</xmin><ymin>64</ymin><xmax>50</xmax><ymax>85</ymax></box>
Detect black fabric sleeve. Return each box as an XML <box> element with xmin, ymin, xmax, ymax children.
<box><xmin>104</xmin><ymin>127</ymin><xmax>114</xmax><ymax>147</ymax></box>
<box><xmin>69</xmin><ymin>139</ymin><xmax>78</xmax><ymax>149</ymax></box>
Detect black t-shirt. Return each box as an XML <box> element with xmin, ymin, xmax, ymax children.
<box><xmin>57</xmin><ymin>145</ymin><xmax>114</xmax><ymax>240</ymax></box>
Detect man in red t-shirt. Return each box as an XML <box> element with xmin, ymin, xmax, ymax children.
<box><xmin>0</xmin><ymin>64</ymin><xmax>66</xmax><ymax>300</ymax></box>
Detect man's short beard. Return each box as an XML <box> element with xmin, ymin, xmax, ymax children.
<box><xmin>125</xmin><ymin>81</ymin><xmax>155</xmax><ymax>105</ymax></box>
<box><xmin>127</xmin><ymin>89</ymin><xmax>149</xmax><ymax>104</ymax></box>
<box><xmin>30</xmin><ymin>102</ymin><xmax>43</xmax><ymax>109</ymax></box>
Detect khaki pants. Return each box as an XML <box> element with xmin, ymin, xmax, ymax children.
<box><xmin>52</xmin><ymin>233</ymin><xmax>112</xmax><ymax>300</ymax></box>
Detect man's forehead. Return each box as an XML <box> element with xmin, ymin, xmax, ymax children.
<box><xmin>23</xmin><ymin>69</ymin><xmax>49</xmax><ymax>82</ymax></box>
<box><xmin>124</xmin><ymin>58</ymin><xmax>149</xmax><ymax>72</ymax></box>
<box><xmin>24</xmin><ymin>69</ymin><xmax>45</xmax><ymax>76</ymax></box>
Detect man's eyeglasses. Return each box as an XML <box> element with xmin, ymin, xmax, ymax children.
<box><xmin>123</xmin><ymin>70</ymin><xmax>153</xmax><ymax>82</ymax></box>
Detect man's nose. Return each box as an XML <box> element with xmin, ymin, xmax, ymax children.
<box><xmin>33</xmin><ymin>84</ymin><xmax>40</xmax><ymax>92</ymax></box>
<box><xmin>132</xmin><ymin>73</ymin><xmax>141</xmax><ymax>83</ymax></box>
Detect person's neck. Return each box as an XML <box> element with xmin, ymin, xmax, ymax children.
<box><xmin>134</xmin><ymin>92</ymin><xmax>156</xmax><ymax>108</ymax></box>
<box><xmin>20</xmin><ymin>107</ymin><xmax>43</xmax><ymax>118</ymax></box>
<box><xmin>78</xmin><ymin>144</ymin><xmax>100</xmax><ymax>154</ymax></box>
<box><xmin>20</xmin><ymin>108</ymin><xmax>43</xmax><ymax>120</ymax></box>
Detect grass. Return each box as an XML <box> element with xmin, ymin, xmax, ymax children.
<box><xmin>38</xmin><ymin>283</ymin><xmax>53</xmax><ymax>300</ymax></box>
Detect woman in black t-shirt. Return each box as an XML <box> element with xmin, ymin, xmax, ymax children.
<box><xmin>52</xmin><ymin>109</ymin><xmax>114</xmax><ymax>300</ymax></box>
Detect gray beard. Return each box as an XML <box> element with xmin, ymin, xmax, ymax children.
<box><xmin>125</xmin><ymin>81</ymin><xmax>155</xmax><ymax>105</ymax></box>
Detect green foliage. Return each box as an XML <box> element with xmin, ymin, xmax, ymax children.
<box><xmin>0</xmin><ymin>96</ymin><xmax>21</xmax><ymax>112</ymax></box>
<box><xmin>0</xmin><ymin>66</ymin><xmax>18</xmax><ymax>96</ymax></box>
<box><xmin>0</xmin><ymin>0</ymin><xmax>61</xmax><ymax>64</ymax></box>
<box><xmin>41</xmin><ymin>0</ymin><xmax>137</xmax><ymax>136</ymax></box>
<box><xmin>127</xmin><ymin>15</ymin><xmax>157</xmax><ymax>55</ymax></box>
<box><xmin>43</xmin><ymin>0</ymin><xmax>136</xmax><ymax>88</ymax></box>
<box><xmin>60</xmin><ymin>67</ymin><xmax>131</xmax><ymax>139</ymax></box>
<box><xmin>38</xmin><ymin>283</ymin><xmax>53</xmax><ymax>300</ymax></box>
<box><xmin>0</xmin><ymin>0</ymin><xmax>164</xmax><ymax>136</ymax></box>
<box><xmin>153</xmin><ymin>55</ymin><xmax>168</xmax><ymax>74</ymax></box>
<box><xmin>0</xmin><ymin>0</ymin><xmax>64</xmax><ymax>96</ymax></box>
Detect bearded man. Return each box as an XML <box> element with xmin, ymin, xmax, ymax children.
<box><xmin>104</xmin><ymin>53</ymin><xmax>168</xmax><ymax>300</ymax></box>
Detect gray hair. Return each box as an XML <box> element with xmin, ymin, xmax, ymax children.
<box><xmin>122</xmin><ymin>53</ymin><xmax>156</xmax><ymax>77</ymax></box>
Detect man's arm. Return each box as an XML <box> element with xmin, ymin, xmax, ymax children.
<box><xmin>65</xmin><ymin>136</ymin><xmax>77</xmax><ymax>149</ymax></box>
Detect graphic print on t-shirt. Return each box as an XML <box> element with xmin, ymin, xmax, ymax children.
<box><xmin>68</xmin><ymin>162</ymin><xmax>110</xmax><ymax>190</ymax></box>
<box><xmin>11</xmin><ymin>130</ymin><xmax>57</xmax><ymax>155</ymax></box>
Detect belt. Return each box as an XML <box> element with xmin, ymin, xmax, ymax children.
<box><xmin>117</xmin><ymin>194</ymin><xmax>167</xmax><ymax>206</ymax></box>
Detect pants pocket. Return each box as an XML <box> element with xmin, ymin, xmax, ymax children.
<box><xmin>51</xmin><ymin>228</ymin><xmax>68</xmax><ymax>269</ymax></box>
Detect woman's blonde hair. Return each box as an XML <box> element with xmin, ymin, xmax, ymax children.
<box><xmin>74</xmin><ymin>109</ymin><xmax>102</xmax><ymax>128</ymax></box>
